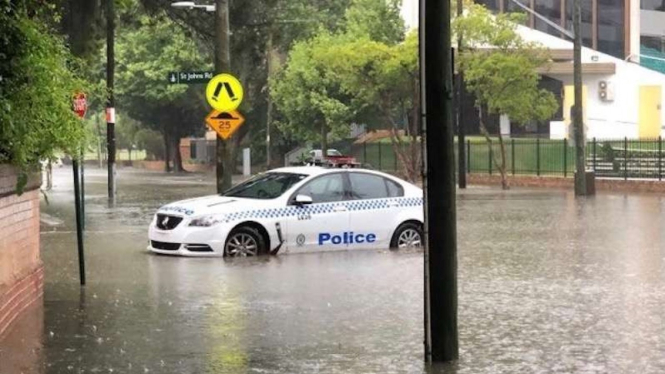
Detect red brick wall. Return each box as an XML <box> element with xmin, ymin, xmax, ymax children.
<box><xmin>0</xmin><ymin>165</ymin><xmax>43</xmax><ymax>339</ymax></box>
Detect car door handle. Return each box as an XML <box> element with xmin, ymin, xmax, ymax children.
<box><xmin>333</xmin><ymin>205</ymin><xmax>348</xmax><ymax>212</ymax></box>
<box><xmin>387</xmin><ymin>201</ymin><xmax>399</xmax><ymax>208</ymax></box>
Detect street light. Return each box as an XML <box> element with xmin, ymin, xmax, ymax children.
<box><xmin>171</xmin><ymin>1</ymin><xmax>215</xmax><ymax>12</ymax></box>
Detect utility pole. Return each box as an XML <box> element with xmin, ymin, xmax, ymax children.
<box><xmin>422</xmin><ymin>0</ymin><xmax>459</xmax><ymax>363</ymax></box>
<box><xmin>456</xmin><ymin>0</ymin><xmax>466</xmax><ymax>188</ymax></box>
<box><xmin>215</xmin><ymin>0</ymin><xmax>232</xmax><ymax>192</ymax></box>
<box><xmin>106</xmin><ymin>0</ymin><xmax>116</xmax><ymax>200</ymax></box>
<box><xmin>572</xmin><ymin>0</ymin><xmax>587</xmax><ymax>196</ymax></box>
<box><xmin>266</xmin><ymin>32</ymin><xmax>273</xmax><ymax>169</ymax></box>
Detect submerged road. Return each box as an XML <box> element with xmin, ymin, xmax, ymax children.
<box><xmin>3</xmin><ymin>167</ymin><xmax>665</xmax><ymax>373</ymax></box>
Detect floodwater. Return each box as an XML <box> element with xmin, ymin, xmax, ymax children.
<box><xmin>3</xmin><ymin>167</ymin><xmax>665</xmax><ymax>373</ymax></box>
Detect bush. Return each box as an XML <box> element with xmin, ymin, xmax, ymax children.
<box><xmin>0</xmin><ymin>6</ymin><xmax>88</xmax><ymax>190</ymax></box>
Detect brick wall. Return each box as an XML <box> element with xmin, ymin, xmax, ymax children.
<box><xmin>0</xmin><ymin>165</ymin><xmax>43</xmax><ymax>339</ymax></box>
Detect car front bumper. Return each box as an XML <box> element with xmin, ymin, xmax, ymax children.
<box><xmin>147</xmin><ymin>218</ymin><xmax>229</xmax><ymax>256</ymax></box>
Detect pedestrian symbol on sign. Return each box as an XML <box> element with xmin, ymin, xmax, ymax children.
<box><xmin>205</xmin><ymin>74</ymin><xmax>243</xmax><ymax>112</ymax></box>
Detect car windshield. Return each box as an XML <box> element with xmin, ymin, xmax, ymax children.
<box><xmin>223</xmin><ymin>172</ymin><xmax>307</xmax><ymax>199</ymax></box>
<box><xmin>327</xmin><ymin>149</ymin><xmax>342</xmax><ymax>156</ymax></box>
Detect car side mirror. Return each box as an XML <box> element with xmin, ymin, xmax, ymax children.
<box><xmin>294</xmin><ymin>194</ymin><xmax>313</xmax><ymax>206</ymax></box>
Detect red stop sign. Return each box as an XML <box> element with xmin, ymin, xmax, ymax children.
<box><xmin>72</xmin><ymin>92</ymin><xmax>87</xmax><ymax>118</ymax></box>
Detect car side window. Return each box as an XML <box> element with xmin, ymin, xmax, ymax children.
<box><xmin>295</xmin><ymin>174</ymin><xmax>346</xmax><ymax>203</ymax></box>
<box><xmin>386</xmin><ymin>179</ymin><xmax>404</xmax><ymax>197</ymax></box>
<box><xmin>348</xmin><ymin>173</ymin><xmax>390</xmax><ymax>200</ymax></box>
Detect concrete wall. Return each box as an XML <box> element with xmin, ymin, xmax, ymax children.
<box><xmin>0</xmin><ymin>165</ymin><xmax>43</xmax><ymax>339</ymax></box>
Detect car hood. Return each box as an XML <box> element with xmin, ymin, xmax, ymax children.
<box><xmin>157</xmin><ymin>195</ymin><xmax>277</xmax><ymax>217</ymax></box>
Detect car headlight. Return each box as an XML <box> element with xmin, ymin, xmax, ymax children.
<box><xmin>188</xmin><ymin>214</ymin><xmax>226</xmax><ymax>227</ymax></box>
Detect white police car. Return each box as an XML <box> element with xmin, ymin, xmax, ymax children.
<box><xmin>148</xmin><ymin>167</ymin><xmax>423</xmax><ymax>257</ymax></box>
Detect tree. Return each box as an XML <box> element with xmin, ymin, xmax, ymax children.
<box><xmin>322</xmin><ymin>32</ymin><xmax>421</xmax><ymax>181</ymax></box>
<box><xmin>114</xmin><ymin>12</ymin><xmax>210</xmax><ymax>172</ymax></box>
<box><xmin>271</xmin><ymin>0</ymin><xmax>410</xmax><ymax>173</ymax></box>
<box><xmin>0</xmin><ymin>1</ymin><xmax>89</xmax><ymax>190</ymax></box>
<box><xmin>454</xmin><ymin>1</ymin><xmax>558</xmax><ymax>189</ymax></box>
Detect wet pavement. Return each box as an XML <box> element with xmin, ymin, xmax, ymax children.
<box><xmin>3</xmin><ymin>167</ymin><xmax>665</xmax><ymax>373</ymax></box>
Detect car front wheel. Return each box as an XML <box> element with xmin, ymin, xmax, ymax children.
<box><xmin>390</xmin><ymin>222</ymin><xmax>423</xmax><ymax>250</ymax></box>
<box><xmin>224</xmin><ymin>226</ymin><xmax>265</xmax><ymax>257</ymax></box>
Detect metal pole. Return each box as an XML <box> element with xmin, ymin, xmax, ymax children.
<box><xmin>536</xmin><ymin>138</ymin><xmax>541</xmax><ymax>176</ymax></box>
<box><xmin>106</xmin><ymin>0</ymin><xmax>116</xmax><ymax>201</ymax></box>
<box><xmin>467</xmin><ymin>139</ymin><xmax>471</xmax><ymax>173</ymax></box>
<box><xmin>422</xmin><ymin>0</ymin><xmax>458</xmax><ymax>363</ymax></box>
<box><xmin>658</xmin><ymin>136</ymin><xmax>663</xmax><ymax>181</ymax></box>
<box><xmin>488</xmin><ymin>145</ymin><xmax>492</xmax><ymax>175</ymax></box>
<box><xmin>624</xmin><ymin>136</ymin><xmax>628</xmax><ymax>180</ymax></box>
<box><xmin>266</xmin><ymin>32</ymin><xmax>273</xmax><ymax>169</ymax></box>
<box><xmin>564</xmin><ymin>138</ymin><xmax>568</xmax><ymax>177</ymax></box>
<box><xmin>511</xmin><ymin>138</ymin><xmax>515</xmax><ymax>175</ymax></box>
<box><xmin>573</xmin><ymin>0</ymin><xmax>587</xmax><ymax>195</ymax></box>
<box><xmin>363</xmin><ymin>141</ymin><xmax>367</xmax><ymax>164</ymax></box>
<box><xmin>456</xmin><ymin>0</ymin><xmax>466</xmax><ymax>189</ymax></box>
<box><xmin>379</xmin><ymin>142</ymin><xmax>383</xmax><ymax>170</ymax></box>
<box><xmin>80</xmin><ymin>149</ymin><xmax>85</xmax><ymax>230</ymax></box>
<box><xmin>72</xmin><ymin>160</ymin><xmax>86</xmax><ymax>286</ymax></box>
<box><xmin>215</xmin><ymin>0</ymin><xmax>232</xmax><ymax>192</ymax></box>
<box><xmin>592</xmin><ymin>137</ymin><xmax>597</xmax><ymax>172</ymax></box>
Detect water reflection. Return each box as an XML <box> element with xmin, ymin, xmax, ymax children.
<box><xmin>31</xmin><ymin>168</ymin><xmax>665</xmax><ymax>373</ymax></box>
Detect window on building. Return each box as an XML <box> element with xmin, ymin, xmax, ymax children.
<box><xmin>565</xmin><ymin>0</ymin><xmax>593</xmax><ymax>48</ymax></box>
<box><xmin>642</xmin><ymin>0</ymin><xmax>665</xmax><ymax>11</ymax></box>
<box><xmin>597</xmin><ymin>0</ymin><xmax>624</xmax><ymax>58</ymax></box>
<box><xmin>534</xmin><ymin>0</ymin><xmax>562</xmax><ymax>35</ymax></box>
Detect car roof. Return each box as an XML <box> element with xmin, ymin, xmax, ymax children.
<box><xmin>268</xmin><ymin>166</ymin><xmax>393</xmax><ymax>178</ymax></box>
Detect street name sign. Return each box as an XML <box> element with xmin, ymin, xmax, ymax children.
<box><xmin>167</xmin><ymin>71</ymin><xmax>214</xmax><ymax>84</ymax></box>
<box><xmin>205</xmin><ymin>110</ymin><xmax>245</xmax><ymax>140</ymax></box>
<box><xmin>205</xmin><ymin>73</ymin><xmax>243</xmax><ymax>112</ymax></box>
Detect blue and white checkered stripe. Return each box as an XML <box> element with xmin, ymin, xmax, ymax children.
<box><xmin>222</xmin><ymin>197</ymin><xmax>422</xmax><ymax>223</ymax></box>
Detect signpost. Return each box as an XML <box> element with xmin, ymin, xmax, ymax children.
<box><xmin>167</xmin><ymin>71</ymin><xmax>214</xmax><ymax>84</ymax></box>
<box><xmin>71</xmin><ymin>92</ymin><xmax>87</xmax><ymax>286</ymax></box>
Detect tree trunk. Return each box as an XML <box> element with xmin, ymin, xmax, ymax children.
<box><xmin>163</xmin><ymin>131</ymin><xmax>172</xmax><ymax>173</ymax></box>
<box><xmin>173</xmin><ymin>136</ymin><xmax>184</xmax><ymax>173</ymax></box>
<box><xmin>477</xmin><ymin>106</ymin><xmax>509</xmax><ymax>189</ymax></box>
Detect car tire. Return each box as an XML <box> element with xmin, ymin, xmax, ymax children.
<box><xmin>224</xmin><ymin>226</ymin><xmax>266</xmax><ymax>257</ymax></box>
<box><xmin>390</xmin><ymin>222</ymin><xmax>423</xmax><ymax>250</ymax></box>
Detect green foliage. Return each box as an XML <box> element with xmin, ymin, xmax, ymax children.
<box><xmin>0</xmin><ymin>5</ymin><xmax>88</xmax><ymax>176</ymax></box>
<box><xmin>455</xmin><ymin>0</ymin><xmax>558</xmax><ymax>125</ymax></box>
<box><xmin>115</xmin><ymin>12</ymin><xmax>210</xmax><ymax>141</ymax></box>
<box><xmin>271</xmin><ymin>0</ymin><xmax>408</xmax><ymax>144</ymax></box>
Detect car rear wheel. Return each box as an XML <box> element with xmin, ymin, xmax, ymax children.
<box><xmin>390</xmin><ymin>222</ymin><xmax>423</xmax><ymax>250</ymax></box>
<box><xmin>224</xmin><ymin>227</ymin><xmax>266</xmax><ymax>257</ymax></box>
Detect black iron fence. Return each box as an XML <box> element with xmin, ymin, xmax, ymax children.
<box><xmin>350</xmin><ymin>138</ymin><xmax>665</xmax><ymax>180</ymax></box>
<box><xmin>466</xmin><ymin>137</ymin><xmax>665</xmax><ymax>180</ymax></box>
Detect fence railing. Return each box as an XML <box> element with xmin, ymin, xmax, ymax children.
<box><xmin>352</xmin><ymin>138</ymin><xmax>665</xmax><ymax>180</ymax></box>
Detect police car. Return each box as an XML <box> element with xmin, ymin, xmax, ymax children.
<box><xmin>148</xmin><ymin>167</ymin><xmax>423</xmax><ymax>257</ymax></box>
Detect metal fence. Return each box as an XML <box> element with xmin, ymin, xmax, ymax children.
<box><xmin>349</xmin><ymin>138</ymin><xmax>665</xmax><ymax>180</ymax></box>
<box><xmin>467</xmin><ymin>137</ymin><xmax>665</xmax><ymax>180</ymax></box>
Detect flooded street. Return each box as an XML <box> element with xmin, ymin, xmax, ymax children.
<box><xmin>3</xmin><ymin>167</ymin><xmax>665</xmax><ymax>373</ymax></box>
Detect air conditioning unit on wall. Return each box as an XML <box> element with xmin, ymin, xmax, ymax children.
<box><xmin>598</xmin><ymin>80</ymin><xmax>615</xmax><ymax>102</ymax></box>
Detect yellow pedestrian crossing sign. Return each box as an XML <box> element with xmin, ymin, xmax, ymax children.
<box><xmin>205</xmin><ymin>73</ymin><xmax>243</xmax><ymax>112</ymax></box>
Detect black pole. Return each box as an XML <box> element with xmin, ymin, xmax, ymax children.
<box><xmin>511</xmin><ymin>138</ymin><xmax>515</xmax><ymax>175</ymax></box>
<box><xmin>466</xmin><ymin>139</ymin><xmax>471</xmax><ymax>173</ymax></box>
<box><xmin>215</xmin><ymin>0</ymin><xmax>232</xmax><ymax>192</ymax></box>
<box><xmin>106</xmin><ymin>0</ymin><xmax>116</xmax><ymax>200</ymax></box>
<box><xmin>72</xmin><ymin>160</ymin><xmax>86</xmax><ymax>286</ymax></box>
<box><xmin>624</xmin><ymin>137</ymin><xmax>628</xmax><ymax>180</ymax></box>
<box><xmin>564</xmin><ymin>138</ymin><xmax>568</xmax><ymax>177</ymax></box>
<box><xmin>536</xmin><ymin>138</ymin><xmax>541</xmax><ymax>176</ymax></box>
<box><xmin>592</xmin><ymin>137</ymin><xmax>597</xmax><ymax>172</ymax></box>
<box><xmin>80</xmin><ymin>150</ymin><xmax>85</xmax><ymax>230</ymax></box>
<box><xmin>659</xmin><ymin>136</ymin><xmax>662</xmax><ymax>181</ymax></box>
<box><xmin>421</xmin><ymin>0</ymin><xmax>458</xmax><ymax>363</ymax></box>
<box><xmin>456</xmin><ymin>0</ymin><xmax>466</xmax><ymax>188</ymax></box>
<box><xmin>378</xmin><ymin>142</ymin><xmax>383</xmax><ymax>170</ymax></box>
